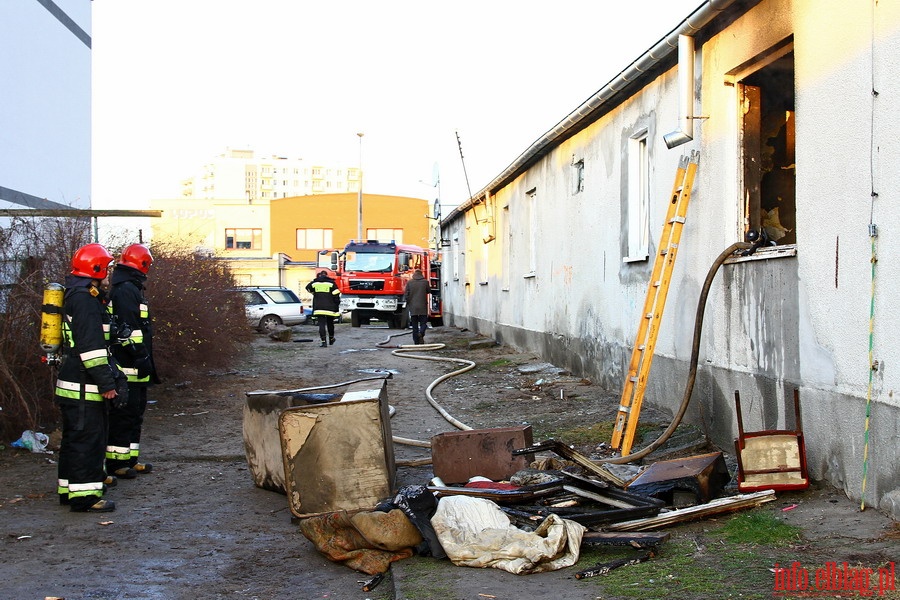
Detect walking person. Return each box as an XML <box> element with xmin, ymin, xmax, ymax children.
<box><xmin>56</xmin><ymin>243</ymin><xmax>127</xmax><ymax>513</ymax></box>
<box><xmin>306</xmin><ymin>270</ymin><xmax>341</xmax><ymax>347</ymax></box>
<box><xmin>404</xmin><ymin>268</ymin><xmax>429</xmax><ymax>345</ymax></box>
<box><xmin>106</xmin><ymin>243</ymin><xmax>159</xmax><ymax>480</ymax></box>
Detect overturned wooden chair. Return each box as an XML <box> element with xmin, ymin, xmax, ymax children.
<box><xmin>733</xmin><ymin>388</ymin><xmax>810</xmax><ymax>492</ymax></box>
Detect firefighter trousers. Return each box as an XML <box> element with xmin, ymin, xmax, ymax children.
<box><xmin>107</xmin><ymin>384</ymin><xmax>148</xmax><ymax>471</ymax></box>
<box><xmin>57</xmin><ymin>397</ymin><xmax>109</xmax><ymax>510</ymax></box>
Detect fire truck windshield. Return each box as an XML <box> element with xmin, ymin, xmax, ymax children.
<box><xmin>344</xmin><ymin>252</ymin><xmax>394</xmax><ymax>273</ymax></box>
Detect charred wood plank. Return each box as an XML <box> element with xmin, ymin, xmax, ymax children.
<box><xmin>512</xmin><ymin>440</ymin><xmax>627</xmax><ymax>487</ymax></box>
<box><xmin>575</xmin><ymin>550</ymin><xmax>655</xmax><ymax>579</ymax></box>
<box><xmin>581</xmin><ymin>531</ymin><xmax>670</xmax><ymax>548</ymax></box>
<box><xmin>607</xmin><ymin>490</ymin><xmax>776</xmax><ymax>531</ymax></box>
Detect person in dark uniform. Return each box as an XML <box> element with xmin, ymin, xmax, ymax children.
<box><xmin>56</xmin><ymin>243</ymin><xmax>127</xmax><ymax>513</ymax></box>
<box><xmin>306</xmin><ymin>271</ymin><xmax>341</xmax><ymax>347</ymax></box>
<box><xmin>106</xmin><ymin>243</ymin><xmax>159</xmax><ymax>479</ymax></box>
<box><xmin>404</xmin><ymin>269</ymin><xmax>429</xmax><ymax>345</ymax></box>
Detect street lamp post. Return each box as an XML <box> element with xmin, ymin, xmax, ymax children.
<box><xmin>357</xmin><ymin>132</ymin><xmax>364</xmax><ymax>241</ymax></box>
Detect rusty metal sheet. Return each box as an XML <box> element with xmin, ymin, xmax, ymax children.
<box><xmin>626</xmin><ymin>452</ymin><xmax>729</xmax><ymax>504</ymax></box>
<box><xmin>431</xmin><ymin>425</ymin><xmax>533</xmax><ymax>484</ymax></box>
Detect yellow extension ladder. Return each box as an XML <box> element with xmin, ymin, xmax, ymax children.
<box><xmin>610</xmin><ymin>151</ymin><xmax>699</xmax><ymax>456</ymax></box>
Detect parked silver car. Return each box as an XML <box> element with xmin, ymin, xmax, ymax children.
<box><xmin>235</xmin><ymin>286</ymin><xmax>306</xmax><ymax>332</ymax></box>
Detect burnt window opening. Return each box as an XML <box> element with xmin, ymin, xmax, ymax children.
<box><xmin>740</xmin><ymin>51</ymin><xmax>796</xmax><ymax>246</ymax></box>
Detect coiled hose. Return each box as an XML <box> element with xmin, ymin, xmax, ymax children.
<box><xmin>376</xmin><ymin>332</ymin><xmax>476</xmax><ymax>452</ymax></box>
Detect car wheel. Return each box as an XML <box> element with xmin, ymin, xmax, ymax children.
<box><xmin>259</xmin><ymin>314</ymin><xmax>283</xmax><ymax>332</ymax></box>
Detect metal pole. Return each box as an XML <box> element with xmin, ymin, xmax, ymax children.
<box><xmin>357</xmin><ymin>132</ymin><xmax>364</xmax><ymax>241</ymax></box>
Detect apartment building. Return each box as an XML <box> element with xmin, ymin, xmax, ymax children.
<box><xmin>180</xmin><ymin>148</ymin><xmax>360</xmax><ymax>202</ymax></box>
<box><xmin>151</xmin><ymin>192</ymin><xmax>429</xmax><ymax>300</ymax></box>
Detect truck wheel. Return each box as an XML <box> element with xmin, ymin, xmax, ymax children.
<box><xmin>398</xmin><ymin>311</ymin><xmax>409</xmax><ymax>329</ymax></box>
<box><xmin>350</xmin><ymin>311</ymin><xmax>361</xmax><ymax>327</ymax></box>
<box><xmin>429</xmin><ymin>317</ymin><xmax>444</xmax><ymax>327</ymax></box>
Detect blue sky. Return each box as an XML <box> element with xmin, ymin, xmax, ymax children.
<box><xmin>92</xmin><ymin>0</ymin><xmax>702</xmax><ymax>212</ymax></box>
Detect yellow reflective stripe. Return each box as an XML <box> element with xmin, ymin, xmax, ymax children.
<box><xmin>129</xmin><ymin>329</ymin><xmax>145</xmax><ymax>343</ymax></box>
<box><xmin>120</xmin><ymin>367</ymin><xmax>139</xmax><ymax>376</ymax></box>
<box><xmin>57</xmin><ymin>380</ymin><xmax>101</xmax><ymax>394</ymax></box>
<box><xmin>129</xmin><ymin>443</ymin><xmax>141</xmax><ymax>458</ymax></box>
<box><xmin>139</xmin><ymin>303</ymin><xmax>149</xmax><ymax>318</ymax></box>
<box><xmin>69</xmin><ymin>481</ymin><xmax>104</xmax><ymax>492</ymax></box>
<box><xmin>55</xmin><ymin>380</ymin><xmax>104</xmax><ymax>401</ymax></box>
<box><xmin>106</xmin><ymin>445</ymin><xmax>131</xmax><ymax>460</ymax></box>
<box><xmin>80</xmin><ymin>346</ymin><xmax>110</xmax><ymax>368</ymax></box>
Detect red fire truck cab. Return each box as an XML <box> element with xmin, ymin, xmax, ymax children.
<box><xmin>317</xmin><ymin>240</ymin><xmax>443</xmax><ymax>329</ymax></box>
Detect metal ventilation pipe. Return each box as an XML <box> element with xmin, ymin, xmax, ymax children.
<box><xmin>664</xmin><ymin>34</ymin><xmax>696</xmax><ymax>149</ymax></box>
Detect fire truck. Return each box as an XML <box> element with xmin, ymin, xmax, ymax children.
<box><xmin>318</xmin><ymin>240</ymin><xmax>443</xmax><ymax>329</ymax></box>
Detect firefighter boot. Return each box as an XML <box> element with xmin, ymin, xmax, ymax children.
<box><xmin>71</xmin><ymin>498</ymin><xmax>116</xmax><ymax>513</ymax></box>
<box><xmin>329</xmin><ymin>337</ymin><xmax>336</xmax><ymax>345</ymax></box>
<box><xmin>133</xmin><ymin>462</ymin><xmax>153</xmax><ymax>474</ymax></box>
<box><xmin>104</xmin><ymin>475</ymin><xmax>118</xmax><ymax>488</ymax></box>
<box><xmin>320</xmin><ymin>340</ymin><xmax>327</xmax><ymax>347</ymax></box>
<box><xmin>113</xmin><ymin>467</ymin><xmax>138</xmax><ymax>479</ymax></box>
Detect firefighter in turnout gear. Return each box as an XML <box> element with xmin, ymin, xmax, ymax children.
<box><xmin>56</xmin><ymin>243</ymin><xmax>126</xmax><ymax>513</ymax></box>
<box><xmin>306</xmin><ymin>271</ymin><xmax>341</xmax><ymax>347</ymax></box>
<box><xmin>106</xmin><ymin>243</ymin><xmax>159</xmax><ymax>479</ymax></box>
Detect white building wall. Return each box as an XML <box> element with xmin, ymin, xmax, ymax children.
<box><xmin>442</xmin><ymin>0</ymin><xmax>900</xmax><ymax>516</ymax></box>
<box><xmin>0</xmin><ymin>1</ymin><xmax>91</xmax><ymax>209</ymax></box>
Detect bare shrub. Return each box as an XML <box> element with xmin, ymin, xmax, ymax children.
<box><xmin>0</xmin><ymin>220</ymin><xmax>252</xmax><ymax>443</ymax></box>
<box><xmin>0</xmin><ymin>217</ymin><xmax>92</xmax><ymax>442</ymax></box>
<box><xmin>138</xmin><ymin>240</ymin><xmax>253</xmax><ymax>382</ymax></box>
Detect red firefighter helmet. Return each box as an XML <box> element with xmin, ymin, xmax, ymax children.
<box><xmin>70</xmin><ymin>243</ymin><xmax>114</xmax><ymax>279</ymax></box>
<box><xmin>119</xmin><ymin>243</ymin><xmax>154</xmax><ymax>274</ymax></box>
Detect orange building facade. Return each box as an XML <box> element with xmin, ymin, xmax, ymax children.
<box><xmin>270</xmin><ymin>193</ymin><xmax>431</xmax><ymax>262</ymax></box>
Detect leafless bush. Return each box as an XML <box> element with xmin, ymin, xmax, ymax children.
<box><xmin>140</xmin><ymin>240</ymin><xmax>253</xmax><ymax>382</ymax></box>
<box><xmin>0</xmin><ymin>217</ymin><xmax>92</xmax><ymax>442</ymax></box>
<box><xmin>0</xmin><ymin>219</ymin><xmax>252</xmax><ymax>443</ymax></box>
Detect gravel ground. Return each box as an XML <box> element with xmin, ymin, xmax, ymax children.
<box><xmin>1</xmin><ymin>323</ymin><xmax>896</xmax><ymax>600</ymax></box>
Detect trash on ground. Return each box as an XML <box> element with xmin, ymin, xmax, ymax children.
<box><xmin>10</xmin><ymin>430</ymin><xmax>51</xmax><ymax>453</ymax></box>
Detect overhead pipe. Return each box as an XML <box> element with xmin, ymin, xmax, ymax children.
<box><xmin>445</xmin><ymin>0</ymin><xmax>738</xmax><ymax>221</ymax></box>
<box><xmin>663</xmin><ymin>34</ymin><xmax>696</xmax><ymax>149</ymax></box>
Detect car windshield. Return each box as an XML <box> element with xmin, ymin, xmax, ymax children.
<box><xmin>264</xmin><ymin>289</ymin><xmax>301</xmax><ymax>303</ymax></box>
<box><xmin>344</xmin><ymin>252</ymin><xmax>394</xmax><ymax>273</ymax></box>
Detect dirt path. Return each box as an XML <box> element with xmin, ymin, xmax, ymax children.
<box><xmin>1</xmin><ymin>322</ymin><xmax>896</xmax><ymax>599</ymax></box>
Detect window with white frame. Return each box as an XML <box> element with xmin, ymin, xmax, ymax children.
<box><xmin>502</xmin><ymin>204</ymin><xmax>510</xmax><ymax>290</ymax></box>
<box><xmin>296</xmin><ymin>228</ymin><xmax>333</xmax><ymax>250</ymax></box>
<box><xmin>225</xmin><ymin>228</ymin><xmax>262</xmax><ymax>250</ymax></box>
<box><xmin>366</xmin><ymin>228</ymin><xmax>403</xmax><ymax>243</ymax></box>
<box><xmin>451</xmin><ymin>238</ymin><xmax>460</xmax><ymax>281</ymax></box>
<box><xmin>523</xmin><ymin>188</ymin><xmax>536</xmax><ymax>276</ymax></box>
<box><xmin>625</xmin><ymin>130</ymin><xmax>650</xmax><ymax>262</ymax></box>
<box><xmin>573</xmin><ymin>158</ymin><xmax>585</xmax><ymax>194</ymax></box>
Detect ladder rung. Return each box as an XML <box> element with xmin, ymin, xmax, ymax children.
<box><xmin>617</xmin><ymin>405</ymin><xmax>631</xmax><ymax>414</ymax></box>
<box><xmin>638</xmin><ymin>345</ymin><xmax>645</xmax><ymax>350</ymax></box>
<box><xmin>629</xmin><ymin>376</ymin><xmax>638</xmax><ymax>383</ymax></box>
<box><xmin>659</xmin><ymin>249</ymin><xmax>668</xmax><ymax>256</ymax></box>
<box><xmin>669</xmin><ymin>216</ymin><xmax>686</xmax><ymax>224</ymax></box>
<box><xmin>653</xmin><ymin>281</ymin><xmax>661</xmax><ymax>287</ymax></box>
<box><xmin>645</xmin><ymin>313</ymin><xmax>653</xmax><ymax>319</ymax></box>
